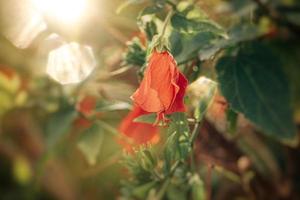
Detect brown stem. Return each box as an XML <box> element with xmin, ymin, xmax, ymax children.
<box><xmin>206</xmin><ymin>164</ymin><xmax>213</xmax><ymax>200</ymax></box>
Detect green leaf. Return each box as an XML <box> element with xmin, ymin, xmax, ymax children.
<box><xmin>166</xmin><ymin>185</ymin><xmax>188</xmax><ymax>200</ymax></box>
<box><xmin>142</xmin><ymin>20</ymin><xmax>158</xmax><ymax>41</ymax></box>
<box><xmin>166</xmin><ymin>113</ymin><xmax>191</xmax><ymax>160</ymax></box>
<box><xmin>45</xmin><ymin>104</ymin><xmax>77</xmax><ymax>148</ymax></box>
<box><xmin>189</xmin><ymin>174</ymin><xmax>205</xmax><ymax>200</ymax></box>
<box><xmin>133</xmin><ymin>113</ymin><xmax>157</xmax><ymax>124</ymax></box>
<box><xmin>171</xmin><ymin>1</ymin><xmax>226</xmax><ymax>37</ymax></box>
<box><xmin>169</xmin><ymin>31</ymin><xmax>183</xmax><ymax>57</ymax></box>
<box><xmin>175</xmin><ymin>31</ymin><xmax>217</xmax><ymax>64</ymax></box>
<box><xmin>77</xmin><ymin>123</ymin><xmax>104</xmax><ymax>165</ymax></box>
<box><xmin>198</xmin><ymin>23</ymin><xmax>261</xmax><ymax>61</ymax></box>
<box><xmin>124</xmin><ymin>37</ymin><xmax>146</xmax><ymax>67</ymax></box>
<box><xmin>216</xmin><ymin>42</ymin><xmax>297</xmax><ymax>144</ymax></box>
<box><xmin>164</xmin><ymin>131</ymin><xmax>178</xmax><ymax>172</ymax></box>
<box><xmin>139</xmin><ymin>5</ymin><xmax>164</xmax><ymax>16</ymax></box>
<box><xmin>171</xmin><ymin>13</ymin><xmax>226</xmax><ymax>37</ymax></box>
<box><xmin>132</xmin><ymin>181</ymin><xmax>157</xmax><ymax>199</ymax></box>
<box><xmin>226</xmin><ymin>108</ymin><xmax>238</xmax><ymax>136</ymax></box>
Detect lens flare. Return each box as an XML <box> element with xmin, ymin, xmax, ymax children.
<box><xmin>1</xmin><ymin>0</ymin><xmax>46</xmax><ymax>48</ymax></box>
<box><xmin>46</xmin><ymin>42</ymin><xmax>96</xmax><ymax>84</ymax></box>
<box><xmin>32</xmin><ymin>0</ymin><xmax>87</xmax><ymax>24</ymax></box>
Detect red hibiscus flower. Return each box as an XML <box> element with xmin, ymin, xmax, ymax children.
<box><xmin>131</xmin><ymin>50</ymin><xmax>188</xmax><ymax>122</ymax></box>
<box><xmin>118</xmin><ymin>106</ymin><xmax>160</xmax><ymax>150</ymax></box>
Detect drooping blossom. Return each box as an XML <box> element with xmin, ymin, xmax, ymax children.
<box><xmin>118</xmin><ymin>106</ymin><xmax>160</xmax><ymax>151</ymax></box>
<box><xmin>131</xmin><ymin>50</ymin><xmax>188</xmax><ymax>122</ymax></box>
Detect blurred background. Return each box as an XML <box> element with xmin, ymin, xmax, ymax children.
<box><xmin>0</xmin><ymin>0</ymin><xmax>300</xmax><ymax>199</ymax></box>
<box><xmin>0</xmin><ymin>0</ymin><xmax>137</xmax><ymax>199</ymax></box>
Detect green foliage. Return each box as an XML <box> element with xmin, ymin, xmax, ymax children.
<box><xmin>170</xmin><ymin>1</ymin><xmax>226</xmax><ymax>37</ymax></box>
<box><xmin>190</xmin><ymin>174</ymin><xmax>205</xmax><ymax>200</ymax></box>
<box><xmin>45</xmin><ymin>103</ymin><xmax>78</xmax><ymax>148</ymax></box>
<box><xmin>77</xmin><ymin>123</ymin><xmax>104</xmax><ymax>165</ymax></box>
<box><xmin>198</xmin><ymin>23</ymin><xmax>262</xmax><ymax>61</ymax></box>
<box><xmin>123</xmin><ymin>37</ymin><xmax>146</xmax><ymax>67</ymax></box>
<box><xmin>172</xmin><ymin>31</ymin><xmax>217</xmax><ymax>64</ymax></box>
<box><xmin>216</xmin><ymin>42</ymin><xmax>297</xmax><ymax>144</ymax></box>
<box><xmin>165</xmin><ymin>113</ymin><xmax>191</xmax><ymax>164</ymax></box>
<box><xmin>121</xmin><ymin>148</ymin><xmax>159</xmax><ymax>199</ymax></box>
<box><xmin>2</xmin><ymin>0</ymin><xmax>300</xmax><ymax>199</ymax></box>
<box><xmin>226</xmin><ymin>108</ymin><xmax>238</xmax><ymax>136</ymax></box>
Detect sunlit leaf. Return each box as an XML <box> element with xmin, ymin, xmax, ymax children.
<box><xmin>171</xmin><ymin>13</ymin><xmax>226</xmax><ymax>37</ymax></box>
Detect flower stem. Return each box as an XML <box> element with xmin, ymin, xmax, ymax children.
<box><xmin>159</xmin><ymin>10</ymin><xmax>174</xmax><ymax>40</ymax></box>
<box><xmin>155</xmin><ymin>161</ymin><xmax>180</xmax><ymax>199</ymax></box>
<box><xmin>190</xmin><ymin>121</ymin><xmax>202</xmax><ymax>145</ymax></box>
<box><xmin>189</xmin><ymin>121</ymin><xmax>202</xmax><ymax>172</ymax></box>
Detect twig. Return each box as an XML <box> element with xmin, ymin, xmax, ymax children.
<box><xmin>109</xmin><ymin>65</ymin><xmax>132</xmax><ymax>76</ymax></box>
<box><xmin>206</xmin><ymin>164</ymin><xmax>213</xmax><ymax>200</ymax></box>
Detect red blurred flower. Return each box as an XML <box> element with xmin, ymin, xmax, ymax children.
<box><xmin>0</xmin><ymin>65</ymin><xmax>15</xmax><ymax>79</ymax></box>
<box><xmin>73</xmin><ymin>117</ymin><xmax>93</xmax><ymax>129</ymax></box>
<box><xmin>131</xmin><ymin>50</ymin><xmax>188</xmax><ymax>122</ymax></box>
<box><xmin>0</xmin><ymin>65</ymin><xmax>28</xmax><ymax>90</ymax></box>
<box><xmin>118</xmin><ymin>106</ymin><xmax>160</xmax><ymax>150</ymax></box>
<box><xmin>77</xmin><ymin>95</ymin><xmax>97</xmax><ymax>116</ymax></box>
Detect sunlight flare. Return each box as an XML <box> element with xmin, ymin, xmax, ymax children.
<box><xmin>46</xmin><ymin>42</ymin><xmax>96</xmax><ymax>84</ymax></box>
<box><xmin>32</xmin><ymin>0</ymin><xmax>87</xmax><ymax>24</ymax></box>
<box><xmin>1</xmin><ymin>0</ymin><xmax>46</xmax><ymax>48</ymax></box>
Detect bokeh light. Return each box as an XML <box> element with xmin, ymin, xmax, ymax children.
<box><xmin>46</xmin><ymin>42</ymin><xmax>96</xmax><ymax>84</ymax></box>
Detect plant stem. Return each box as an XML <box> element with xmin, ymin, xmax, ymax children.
<box><xmin>190</xmin><ymin>121</ymin><xmax>202</xmax><ymax>172</ymax></box>
<box><xmin>190</xmin><ymin>122</ymin><xmax>202</xmax><ymax>145</ymax></box>
<box><xmin>156</xmin><ymin>178</ymin><xmax>170</xmax><ymax>200</ymax></box>
<box><xmin>155</xmin><ymin>160</ymin><xmax>180</xmax><ymax>200</ymax></box>
<box><xmin>159</xmin><ymin>10</ymin><xmax>174</xmax><ymax>40</ymax></box>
